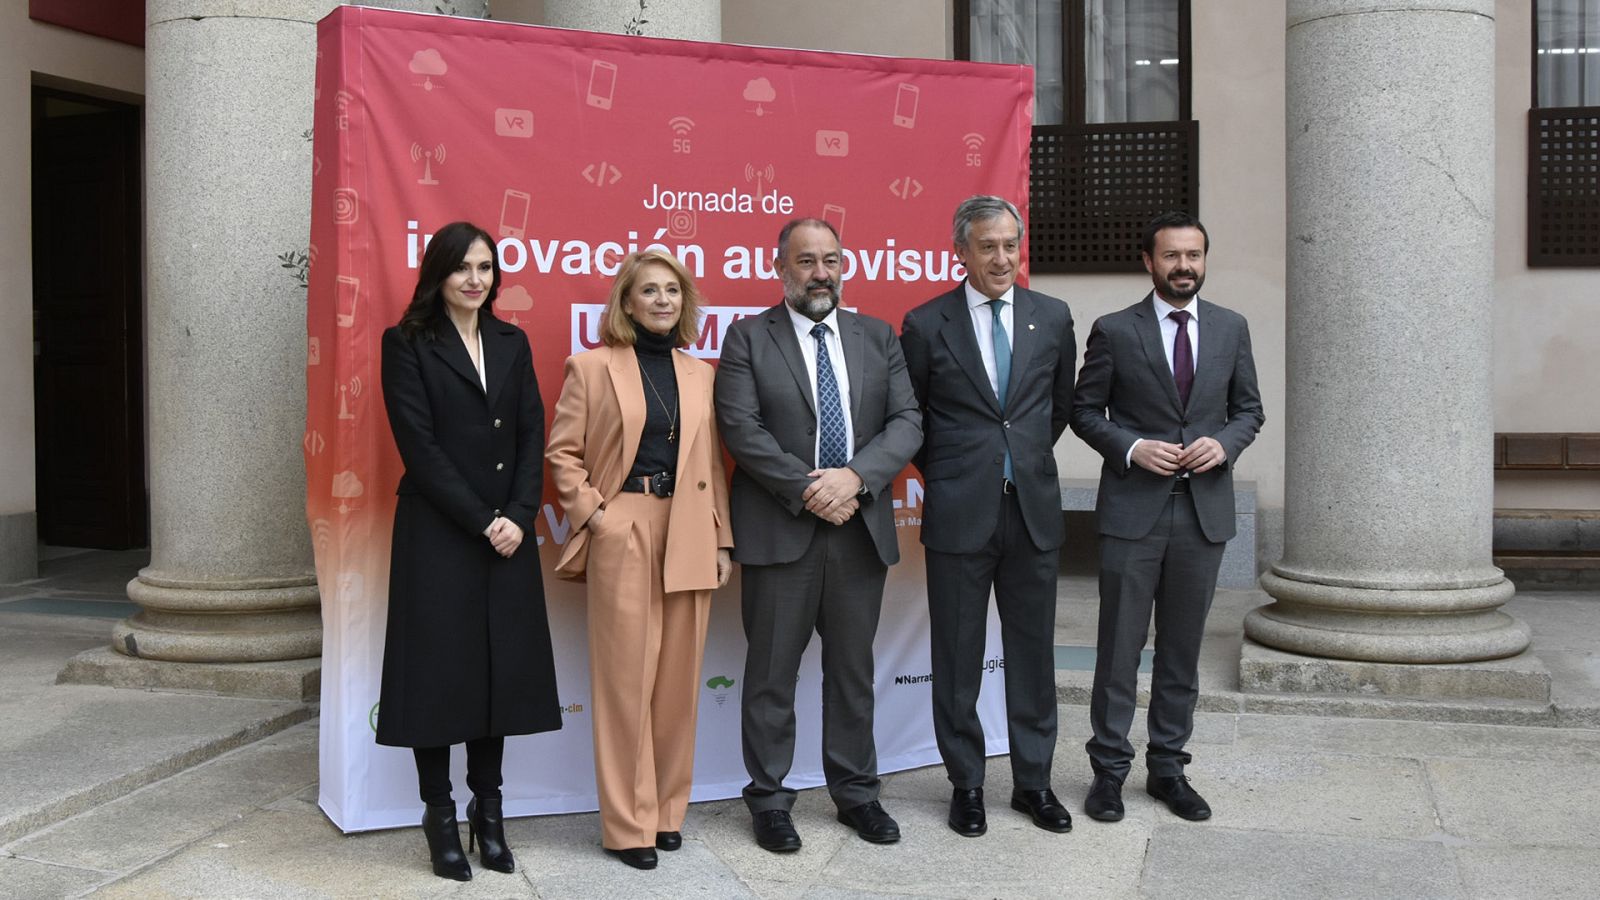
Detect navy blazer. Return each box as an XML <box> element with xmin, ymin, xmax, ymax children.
<box><xmin>901</xmin><ymin>284</ymin><xmax>1077</xmax><ymax>555</ymax></box>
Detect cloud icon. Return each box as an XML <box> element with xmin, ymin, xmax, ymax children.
<box><xmin>409</xmin><ymin>49</ymin><xmax>447</xmax><ymax>76</ymax></box>
<box><xmin>743</xmin><ymin>77</ymin><xmax>776</xmax><ymax>104</ymax></box>
<box><xmin>332</xmin><ymin>470</ymin><xmax>365</xmax><ymax>499</ymax></box>
<box><xmin>498</xmin><ymin>284</ymin><xmax>533</xmax><ymax>312</ymax></box>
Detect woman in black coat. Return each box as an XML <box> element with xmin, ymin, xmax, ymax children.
<box><xmin>376</xmin><ymin>221</ymin><xmax>561</xmax><ymax>881</ymax></box>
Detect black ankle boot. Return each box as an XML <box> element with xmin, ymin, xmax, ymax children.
<box><xmin>421</xmin><ymin>804</ymin><xmax>472</xmax><ymax>881</ymax></box>
<box><xmin>467</xmin><ymin>796</ymin><xmax>515</xmax><ymax>873</ymax></box>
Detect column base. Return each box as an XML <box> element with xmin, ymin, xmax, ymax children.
<box><xmin>116</xmin><ymin>571</ymin><xmax>322</xmax><ymax>663</ymax></box>
<box><xmin>57</xmin><ymin>646</ymin><xmax>320</xmax><ymax>701</ymax></box>
<box><xmin>1249</xmin><ymin>571</ymin><xmax>1531</xmax><ymax>663</ymax></box>
<box><xmin>1238</xmin><ymin>640</ymin><xmax>1551</xmax><ymax>704</ymax></box>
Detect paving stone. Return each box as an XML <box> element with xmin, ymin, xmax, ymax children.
<box><xmin>0</xmin><ymin>856</ymin><xmax>109</xmax><ymax>898</ymax></box>
<box><xmin>1426</xmin><ymin>758</ymin><xmax>1600</xmax><ymax>846</ymax></box>
<box><xmin>1454</xmin><ymin>846</ymin><xmax>1600</xmax><ymax>899</ymax></box>
<box><xmin>1181</xmin><ymin>745</ymin><xmax>1438</xmax><ymax>840</ymax></box>
<box><xmin>1233</xmin><ymin>713</ymin><xmax>1600</xmax><ymax>765</ymax></box>
<box><xmin>1140</xmin><ymin>826</ymin><xmax>1465</xmax><ymax>899</ymax></box>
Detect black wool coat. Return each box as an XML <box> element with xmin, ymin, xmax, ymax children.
<box><xmin>375</xmin><ymin>314</ymin><xmax>562</xmax><ymax>748</ymax></box>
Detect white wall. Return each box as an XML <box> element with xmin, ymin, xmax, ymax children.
<box><xmin>1492</xmin><ymin>0</ymin><xmax>1600</xmax><ymax>510</ymax></box>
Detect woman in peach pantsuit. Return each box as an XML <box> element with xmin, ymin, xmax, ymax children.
<box><xmin>546</xmin><ymin>250</ymin><xmax>733</xmax><ymax>871</ymax></box>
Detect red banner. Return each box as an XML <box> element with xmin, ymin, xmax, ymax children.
<box><xmin>308</xmin><ymin>6</ymin><xmax>1033</xmax><ymax>831</ymax></box>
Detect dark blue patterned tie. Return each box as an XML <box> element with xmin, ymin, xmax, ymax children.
<box><xmin>812</xmin><ymin>323</ymin><xmax>848</xmax><ymax>468</ymax></box>
<box><xmin>991</xmin><ymin>300</ymin><xmax>1014</xmax><ymax>481</ymax></box>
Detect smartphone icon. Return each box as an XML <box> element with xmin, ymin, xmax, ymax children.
<box><xmin>587</xmin><ymin>60</ymin><xmax>618</xmax><ymax>110</ymax></box>
<box><xmin>335</xmin><ymin>276</ymin><xmax>359</xmax><ymax>328</ymax></box>
<box><xmin>822</xmin><ymin>203</ymin><xmax>846</xmax><ymax>240</ymax></box>
<box><xmin>500</xmin><ymin>189</ymin><xmax>531</xmax><ymax>239</ymax></box>
<box><xmin>893</xmin><ymin>83</ymin><xmax>919</xmax><ymax>129</ymax></box>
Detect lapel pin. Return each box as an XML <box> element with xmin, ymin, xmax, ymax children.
<box><xmin>1028</xmin><ymin>323</ymin><xmax>1036</xmax><ymax>330</ymax></box>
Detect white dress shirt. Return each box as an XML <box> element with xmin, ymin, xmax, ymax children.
<box><xmin>786</xmin><ymin>303</ymin><xmax>855</xmax><ymax>465</ymax></box>
<box><xmin>1126</xmin><ymin>292</ymin><xmax>1200</xmax><ymax>469</ymax></box>
<box><xmin>964</xmin><ymin>280</ymin><xmax>1015</xmax><ymax>402</ymax></box>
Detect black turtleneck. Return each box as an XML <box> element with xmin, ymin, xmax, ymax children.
<box><xmin>628</xmin><ymin>326</ymin><xmax>680</xmax><ymax>480</ymax></box>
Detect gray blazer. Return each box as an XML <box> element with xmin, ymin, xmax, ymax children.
<box><xmin>715</xmin><ymin>304</ymin><xmax>923</xmax><ymax>567</ymax></box>
<box><xmin>900</xmin><ymin>284</ymin><xmax>1077</xmax><ymax>555</ymax></box>
<box><xmin>1070</xmin><ymin>293</ymin><xmax>1264</xmax><ymax>543</ymax></box>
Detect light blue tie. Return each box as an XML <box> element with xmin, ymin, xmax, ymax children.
<box><xmin>812</xmin><ymin>323</ymin><xmax>848</xmax><ymax>469</ymax></box>
<box><xmin>990</xmin><ymin>299</ymin><xmax>1014</xmax><ymax>482</ymax></box>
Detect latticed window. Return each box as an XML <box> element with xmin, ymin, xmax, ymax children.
<box><xmin>1530</xmin><ymin>0</ymin><xmax>1600</xmax><ymax>267</ymax></box>
<box><xmin>957</xmin><ymin>0</ymin><xmax>1196</xmax><ymax>273</ymax></box>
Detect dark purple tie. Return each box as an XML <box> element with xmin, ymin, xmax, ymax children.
<box><xmin>1170</xmin><ymin>309</ymin><xmax>1193</xmax><ymax>408</ymax></box>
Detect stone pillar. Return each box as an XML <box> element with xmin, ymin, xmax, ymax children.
<box><xmin>61</xmin><ymin>0</ymin><xmax>479</xmax><ymax>697</ymax></box>
<box><xmin>544</xmin><ymin>0</ymin><xmax>721</xmax><ymax>41</ymax></box>
<box><xmin>1245</xmin><ymin>0</ymin><xmax>1531</xmax><ymax>666</ymax></box>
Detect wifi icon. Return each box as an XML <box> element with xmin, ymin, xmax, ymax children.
<box><xmin>962</xmin><ymin>132</ymin><xmax>985</xmax><ymax>168</ymax></box>
<box><xmin>668</xmin><ymin>116</ymin><xmax>695</xmax><ymax>154</ymax></box>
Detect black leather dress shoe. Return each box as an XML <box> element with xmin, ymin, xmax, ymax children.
<box><xmin>605</xmin><ymin>847</ymin><xmax>658</xmax><ymax>869</ymax></box>
<box><xmin>947</xmin><ymin>787</ymin><xmax>986</xmax><ymax>837</ymax></box>
<box><xmin>1146</xmin><ymin>774</ymin><xmax>1212</xmax><ymax>821</ymax></box>
<box><xmin>655</xmin><ymin>830</ymin><xmax>682</xmax><ymax>851</ymax></box>
<box><xmin>752</xmin><ymin>809</ymin><xmax>802</xmax><ymax>852</ymax></box>
<box><xmin>836</xmin><ymin>800</ymin><xmax>901</xmax><ymax>844</ymax></box>
<box><xmin>1010</xmin><ymin>788</ymin><xmax>1072</xmax><ymax>833</ymax></box>
<box><xmin>1085</xmin><ymin>774</ymin><xmax>1125</xmax><ymax>822</ymax></box>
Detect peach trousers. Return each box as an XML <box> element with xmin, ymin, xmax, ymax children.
<box><xmin>585</xmin><ymin>491</ymin><xmax>712</xmax><ymax>850</ymax></box>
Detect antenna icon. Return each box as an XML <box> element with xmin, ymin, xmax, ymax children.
<box><xmin>410</xmin><ymin>143</ymin><xmax>446</xmax><ymax>185</ymax></box>
<box><xmin>668</xmin><ymin>116</ymin><xmax>695</xmax><ymax>136</ymax></box>
<box><xmin>744</xmin><ymin>162</ymin><xmax>776</xmax><ymax>196</ymax></box>
<box><xmin>961</xmin><ymin>133</ymin><xmax>985</xmax><ymax>150</ymax></box>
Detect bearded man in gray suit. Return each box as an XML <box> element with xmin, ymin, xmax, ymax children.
<box><xmin>1070</xmin><ymin>212</ymin><xmax>1263</xmax><ymax>823</ymax></box>
<box><xmin>716</xmin><ymin>218</ymin><xmax>922</xmax><ymax>853</ymax></box>
<box><xmin>901</xmin><ymin>196</ymin><xmax>1077</xmax><ymax>838</ymax></box>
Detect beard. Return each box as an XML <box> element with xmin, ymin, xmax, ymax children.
<box><xmin>783</xmin><ymin>273</ymin><xmax>842</xmax><ymax>321</ymax></box>
<box><xmin>1158</xmin><ymin>268</ymin><xmax>1204</xmax><ymax>301</ymax></box>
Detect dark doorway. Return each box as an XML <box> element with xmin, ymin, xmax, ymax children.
<box><xmin>32</xmin><ymin>87</ymin><xmax>146</xmax><ymax>549</ymax></box>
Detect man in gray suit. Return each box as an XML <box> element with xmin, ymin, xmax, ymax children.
<box><xmin>1071</xmin><ymin>212</ymin><xmax>1263</xmax><ymax>823</ymax></box>
<box><xmin>715</xmin><ymin>218</ymin><xmax>922</xmax><ymax>852</ymax></box>
<box><xmin>900</xmin><ymin>196</ymin><xmax>1077</xmax><ymax>838</ymax></box>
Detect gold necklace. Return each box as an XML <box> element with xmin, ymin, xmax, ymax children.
<box><xmin>638</xmin><ymin>360</ymin><xmax>679</xmax><ymax>443</ymax></box>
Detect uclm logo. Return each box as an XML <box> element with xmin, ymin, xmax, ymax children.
<box><xmin>705</xmin><ymin>674</ymin><xmax>736</xmax><ymax>707</ymax></box>
<box><xmin>571</xmin><ymin>304</ymin><xmax>766</xmax><ymax>358</ymax></box>
<box><xmin>561</xmin><ymin>701</ymin><xmax>586</xmax><ymax>715</ymax></box>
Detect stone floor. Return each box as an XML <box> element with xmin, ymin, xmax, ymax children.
<box><xmin>2</xmin><ymin>550</ymin><xmax>1598</xmax><ymax>898</ymax></box>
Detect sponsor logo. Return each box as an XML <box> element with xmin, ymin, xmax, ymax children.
<box><xmin>561</xmin><ymin>702</ymin><xmax>586</xmax><ymax>715</ymax></box>
<box><xmin>705</xmin><ymin>674</ymin><xmax>736</xmax><ymax>706</ymax></box>
<box><xmin>893</xmin><ymin>672</ymin><xmax>932</xmax><ymax>685</ymax></box>
<box><xmin>368</xmin><ymin>702</ymin><xmax>379</xmax><ymax>733</ymax></box>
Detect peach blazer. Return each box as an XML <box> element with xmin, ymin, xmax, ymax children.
<box><xmin>546</xmin><ymin>344</ymin><xmax>733</xmax><ymax>593</ymax></box>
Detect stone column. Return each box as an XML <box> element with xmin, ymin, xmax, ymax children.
<box><xmin>1245</xmin><ymin>0</ymin><xmax>1531</xmax><ymax>666</ymax></box>
<box><xmin>62</xmin><ymin>1</ymin><xmax>478</xmax><ymax>697</ymax></box>
<box><xmin>544</xmin><ymin>0</ymin><xmax>721</xmax><ymax>41</ymax></box>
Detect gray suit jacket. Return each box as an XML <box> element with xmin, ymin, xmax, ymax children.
<box><xmin>900</xmin><ymin>284</ymin><xmax>1077</xmax><ymax>555</ymax></box>
<box><xmin>1070</xmin><ymin>293</ymin><xmax>1264</xmax><ymax>543</ymax></box>
<box><xmin>715</xmin><ymin>304</ymin><xmax>923</xmax><ymax>567</ymax></box>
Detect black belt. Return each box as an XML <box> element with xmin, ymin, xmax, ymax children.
<box><xmin>621</xmin><ymin>472</ymin><xmax>674</xmax><ymax>497</ymax></box>
<box><xmin>1170</xmin><ymin>477</ymin><xmax>1191</xmax><ymax>494</ymax></box>
<box><xmin>1002</xmin><ymin>478</ymin><xmax>1017</xmax><ymax>495</ymax></box>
